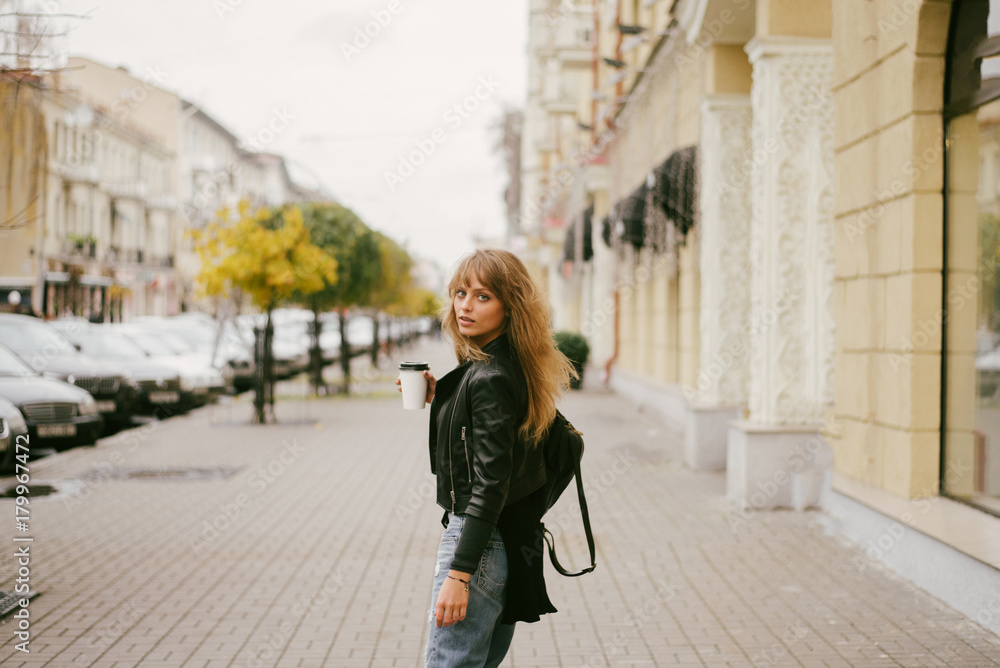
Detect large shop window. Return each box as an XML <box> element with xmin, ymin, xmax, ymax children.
<box><xmin>946</xmin><ymin>0</ymin><xmax>1000</xmax><ymax>514</ymax></box>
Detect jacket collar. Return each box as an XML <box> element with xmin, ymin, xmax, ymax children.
<box><xmin>482</xmin><ymin>332</ymin><xmax>510</xmax><ymax>356</ymax></box>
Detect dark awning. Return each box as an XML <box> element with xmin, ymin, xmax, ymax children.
<box><xmin>563</xmin><ymin>205</ymin><xmax>595</xmax><ymax>263</ymax></box>
<box><xmin>621</xmin><ymin>184</ymin><xmax>647</xmax><ymax>249</ymax></box>
<box><xmin>650</xmin><ymin>145</ymin><xmax>698</xmax><ymax>239</ymax></box>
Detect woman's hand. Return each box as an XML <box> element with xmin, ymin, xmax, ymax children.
<box><xmin>434</xmin><ymin>569</ymin><xmax>471</xmax><ymax>628</ymax></box>
<box><xmin>395</xmin><ymin>370</ymin><xmax>437</xmax><ymax>404</ymax></box>
<box><xmin>423</xmin><ymin>370</ymin><xmax>437</xmax><ymax>403</ymax></box>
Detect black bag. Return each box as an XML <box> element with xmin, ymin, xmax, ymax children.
<box><xmin>539</xmin><ymin>410</ymin><xmax>596</xmax><ymax>577</ymax></box>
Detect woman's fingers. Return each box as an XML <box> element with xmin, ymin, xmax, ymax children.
<box><xmin>434</xmin><ymin>578</ymin><xmax>468</xmax><ymax>628</ymax></box>
<box><xmin>424</xmin><ymin>370</ymin><xmax>437</xmax><ymax>403</ymax></box>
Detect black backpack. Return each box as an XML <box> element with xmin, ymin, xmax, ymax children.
<box><xmin>538</xmin><ymin>411</ymin><xmax>596</xmax><ymax>577</ymax></box>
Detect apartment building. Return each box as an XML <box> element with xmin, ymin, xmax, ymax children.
<box><xmin>521</xmin><ymin>0</ymin><xmax>1000</xmax><ymax>633</ymax></box>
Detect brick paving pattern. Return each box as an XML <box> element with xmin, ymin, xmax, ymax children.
<box><xmin>0</xmin><ymin>336</ymin><xmax>997</xmax><ymax>667</ymax></box>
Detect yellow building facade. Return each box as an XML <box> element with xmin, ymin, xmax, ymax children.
<box><xmin>523</xmin><ymin>0</ymin><xmax>1000</xmax><ymax>630</ymax></box>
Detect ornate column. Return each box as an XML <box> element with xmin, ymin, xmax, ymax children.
<box><xmin>727</xmin><ymin>37</ymin><xmax>836</xmax><ymax>508</ymax></box>
<box><xmin>686</xmin><ymin>94</ymin><xmax>753</xmax><ymax>469</ymax></box>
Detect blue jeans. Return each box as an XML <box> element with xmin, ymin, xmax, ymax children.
<box><xmin>424</xmin><ymin>513</ymin><xmax>516</xmax><ymax>667</ymax></box>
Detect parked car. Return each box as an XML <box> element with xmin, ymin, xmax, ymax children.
<box><xmin>346</xmin><ymin>315</ymin><xmax>376</xmax><ymax>350</ymax></box>
<box><xmin>133</xmin><ymin>316</ymin><xmax>252</xmax><ymax>390</ymax></box>
<box><xmin>238</xmin><ymin>313</ymin><xmax>331</xmax><ymax>373</ymax></box>
<box><xmin>0</xmin><ymin>397</ymin><xmax>28</xmax><ymax>474</ymax></box>
<box><xmin>52</xmin><ymin>323</ymin><xmax>186</xmax><ymax>418</ymax></box>
<box><xmin>0</xmin><ymin>314</ymin><xmax>137</xmax><ymax>432</ymax></box>
<box><xmin>112</xmin><ymin>326</ymin><xmax>225</xmax><ymax>408</ymax></box>
<box><xmin>0</xmin><ymin>343</ymin><xmax>104</xmax><ymax>450</ymax></box>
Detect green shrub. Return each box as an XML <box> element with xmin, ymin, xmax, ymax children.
<box><xmin>554</xmin><ymin>331</ymin><xmax>590</xmax><ymax>389</ymax></box>
<box><xmin>554</xmin><ymin>330</ymin><xmax>590</xmax><ymax>366</ymax></box>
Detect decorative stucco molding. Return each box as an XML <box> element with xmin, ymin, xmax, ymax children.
<box><xmin>746</xmin><ymin>37</ymin><xmax>836</xmax><ymax>425</ymax></box>
<box><xmin>695</xmin><ymin>94</ymin><xmax>753</xmax><ymax>408</ymax></box>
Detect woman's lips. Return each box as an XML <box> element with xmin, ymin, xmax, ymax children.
<box><xmin>459</xmin><ymin>317</ymin><xmax>474</xmax><ymax>324</ymax></box>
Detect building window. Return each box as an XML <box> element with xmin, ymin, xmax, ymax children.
<box><xmin>945</xmin><ymin>0</ymin><xmax>1000</xmax><ymax>514</ymax></box>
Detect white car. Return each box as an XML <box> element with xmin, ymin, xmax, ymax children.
<box><xmin>133</xmin><ymin>316</ymin><xmax>253</xmax><ymax>390</ymax></box>
<box><xmin>112</xmin><ymin>326</ymin><xmax>226</xmax><ymax>406</ymax></box>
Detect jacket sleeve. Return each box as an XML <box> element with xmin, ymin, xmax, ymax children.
<box><xmin>448</xmin><ymin>370</ymin><xmax>520</xmax><ymax>574</ymax></box>
<box><xmin>464</xmin><ymin>369</ymin><xmax>519</xmax><ymax>524</ymax></box>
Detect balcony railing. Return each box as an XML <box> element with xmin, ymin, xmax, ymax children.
<box><xmin>107</xmin><ymin>247</ymin><xmax>175</xmax><ymax>268</ymax></box>
<box><xmin>106</xmin><ymin>180</ymin><xmax>149</xmax><ymax>201</ymax></box>
<box><xmin>62</xmin><ymin>240</ymin><xmax>98</xmax><ymax>259</ymax></box>
<box><xmin>55</xmin><ymin>161</ymin><xmax>101</xmax><ymax>185</ymax></box>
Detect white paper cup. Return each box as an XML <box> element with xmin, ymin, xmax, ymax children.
<box><xmin>399</xmin><ymin>362</ymin><xmax>429</xmax><ymax>410</ymax></box>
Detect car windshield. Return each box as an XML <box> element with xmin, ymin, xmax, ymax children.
<box><xmin>275</xmin><ymin>322</ymin><xmax>307</xmax><ymax>340</ymax></box>
<box><xmin>0</xmin><ymin>344</ymin><xmax>36</xmax><ymax>377</ymax></box>
<box><xmin>138</xmin><ymin>324</ymin><xmax>200</xmax><ymax>349</ymax></box>
<box><xmin>77</xmin><ymin>330</ymin><xmax>148</xmax><ymax>359</ymax></box>
<box><xmin>155</xmin><ymin>331</ymin><xmax>197</xmax><ymax>354</ymax></box>
<box><xmin>0</xmin><ymin>319</ymin><xmax>74</xmax><ymax>355</ymax></box>
<box><xmin>122</xmin><ymin>329</ymin><xmax>178</xmax><ymax>356</ymax></box>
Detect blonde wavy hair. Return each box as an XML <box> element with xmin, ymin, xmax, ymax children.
<box><xmin>441</xmin><ymin>248</ymin><xmax>576</xmax><ymax>446</ymax></box>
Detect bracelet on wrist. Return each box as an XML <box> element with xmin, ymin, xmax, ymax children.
<box><xmin>447</xmin><ymin>574</ymin><xmax>470</xmax><ymax>591</ymax></box>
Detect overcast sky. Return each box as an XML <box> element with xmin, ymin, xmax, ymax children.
<box><xmin>58</xmin><ymin>0</ymin><xmax>529</xmax><ymax>275</ymax></box>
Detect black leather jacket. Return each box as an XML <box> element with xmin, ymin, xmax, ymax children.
<box><xmin>428</xmin><ymin>334</ymin><xmax>546</xmax><ymax>524</ymax></box>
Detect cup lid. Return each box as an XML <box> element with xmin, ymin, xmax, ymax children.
<box><xmin>399</xmin><ymin>361</ymin><xmax>429</xmax><ymax>370</ymax></box>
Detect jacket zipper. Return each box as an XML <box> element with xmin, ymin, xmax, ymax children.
<box><xmin>447</xmin><ymin>370</ymin><xmax>470</xmax><ymax>513</ymax></box>
<box><xmin>462</xmin><ymin>426</ymin><xmax>471</xmax><ymax>481</ymax></box>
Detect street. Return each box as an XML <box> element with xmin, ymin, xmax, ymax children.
<box><xmin>0</xmin><ymin>337</ymin><xmax>998</xmax><ymax>667</ymax></box>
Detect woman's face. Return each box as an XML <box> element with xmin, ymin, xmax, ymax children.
<box><xmin>453</xmin><ymin>274</ymin><xmax>505</xmax><ymax>348</ymax></box>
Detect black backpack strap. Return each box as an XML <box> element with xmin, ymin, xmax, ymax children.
<box><xmin>542</xmin><ymin>445</ymin><xmax>596</xmax><ymax>577</ymax></box>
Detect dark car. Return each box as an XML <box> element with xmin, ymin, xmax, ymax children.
<box><xmin>0</xmin><ymin>314</ymin><xmax>138</xmax><ymax>432</ymax></box>
<box><xmin>0</xmin><ymin>396</ymin><xmax>29</xmax><ymax>474</ymax></box>
<box><xmin>53</xmin><ymin>322</ymin><xmax>186</xmax><ymax>419</ymax></box>
<box><xmin>0</xmin><ymin>344</ymin><xmax>104</xmax><ymax>450</ymax></box>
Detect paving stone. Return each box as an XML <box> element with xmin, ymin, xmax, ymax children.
<box><xmin>0</xmin><ymin>338</ymin><xmax>996</xmax><ymax>666</ymax></box>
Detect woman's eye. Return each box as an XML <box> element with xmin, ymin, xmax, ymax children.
<box><xmin>478</xmin><ymin>294</ymin><xmax>489</xmax><ymax>301</ymax></box>
<box><xmin>456</xmin><ymin>290</ymin><xmax>466</xmax><ymax>297</ymax></box>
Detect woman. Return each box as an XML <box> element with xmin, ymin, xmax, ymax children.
<box><xmin>399</xmin><ymin>249</ymin><xmax>575</xmax><ymax>667</ymax></box>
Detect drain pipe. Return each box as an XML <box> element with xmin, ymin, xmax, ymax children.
<box><xmin>602</xmin><ymin>290</ymin><xmax>619</xmax><ymax>387</ymax></box>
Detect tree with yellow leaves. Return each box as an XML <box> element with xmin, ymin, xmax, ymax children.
<box><xmin>191</xmin><ymin>201</ymin><xmax>338</xmax><ymax>423</ymax></box>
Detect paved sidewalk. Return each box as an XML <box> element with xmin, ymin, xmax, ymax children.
<box><xmin>0</xmin><ymin>336</ymin><xmax>999</xmax><ymax>667</ymax></box>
